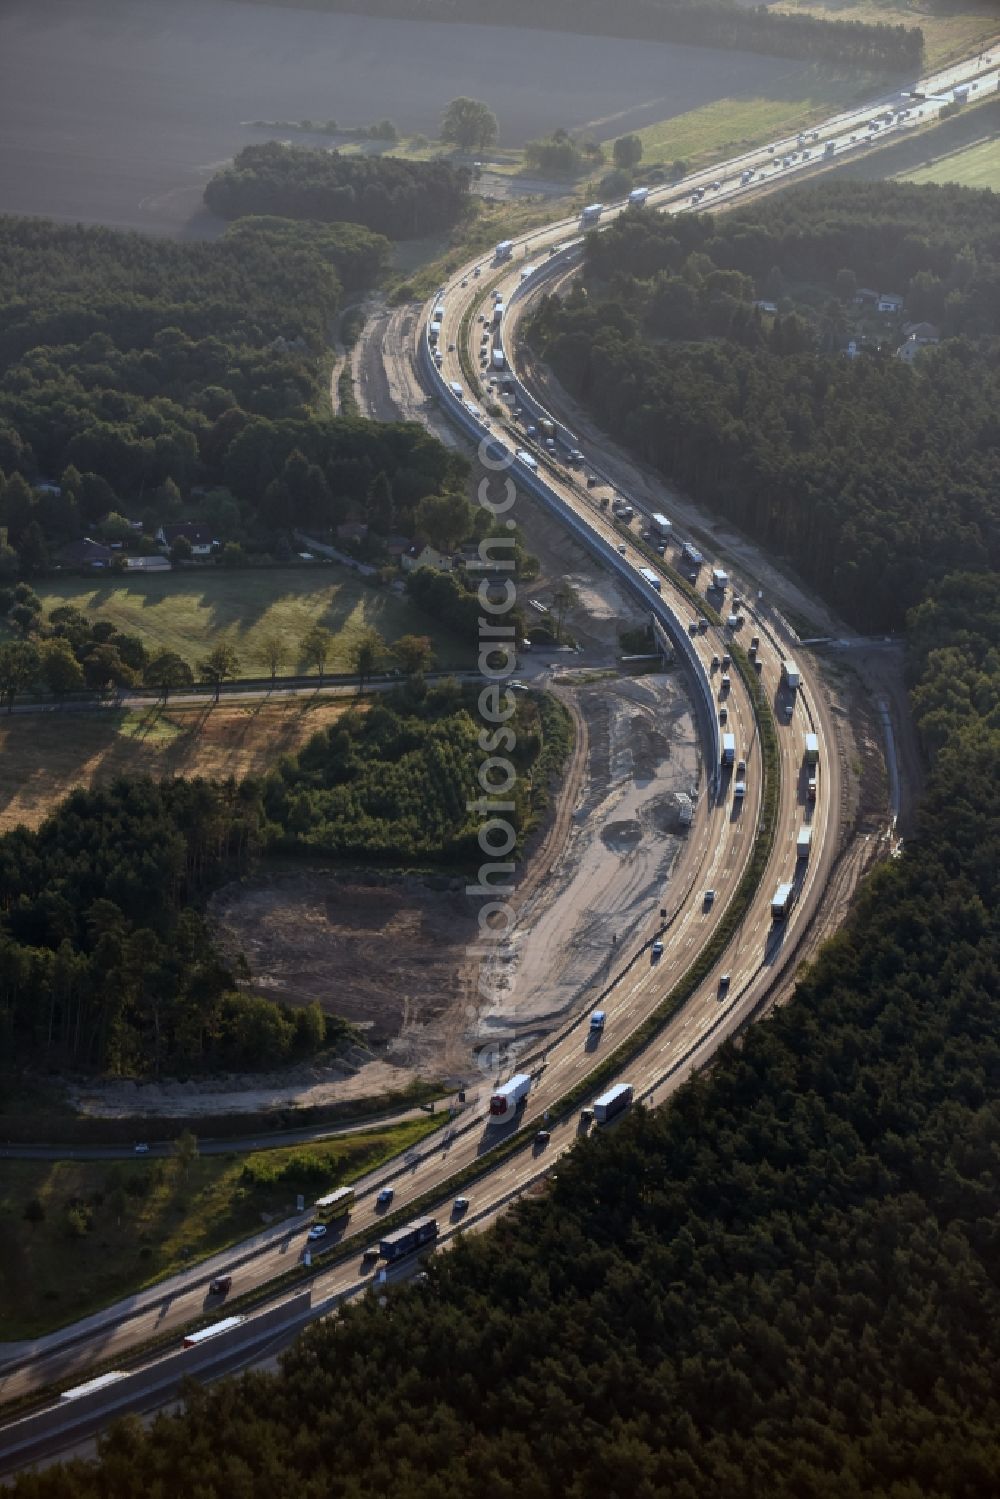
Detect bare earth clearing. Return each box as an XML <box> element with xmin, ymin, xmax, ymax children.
<box><xmin>0</xmin><ymin>699</ymin><xmax>352</xmax><ymax>834</ymax></box>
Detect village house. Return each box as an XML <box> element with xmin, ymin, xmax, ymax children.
<box><xmin>401</xmin><ymin>539</ymin><xmax>453</xmax><ymax>573</ymax></box>
<box><xmin>156</xmin><ymin>521</ymin><xmax>215</xmax><ymax>556</ymax></box>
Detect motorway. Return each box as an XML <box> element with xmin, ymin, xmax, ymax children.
<box><xmin>4</xmin><ymin>36</ymin><xmax>993</xmax><ymax>1468</ymax></box>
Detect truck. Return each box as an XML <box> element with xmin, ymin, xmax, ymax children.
<box><xmin>538</xmin><ymin>418</ymin><xmax>556</xmax><ymax>440</ymax></box>
<box><xmin>796</xmin><ymin>826</ymin><xmax>813</xmax><ymax>860</ymax></box>
<box><xmin>721</xmin><ymin>732</ymin><xmax>736</xmax><ymax>767</ymax></box>
<box><xmin>520</xmin><ymin>264</ymin><xmax>536</xmax><ymax>281</ymax></box>
<box><xmin>781</xmin><ymin>659</ymin><xmax>800</xmax><ymax>690</ymax></box>
<box><xmin>428</xmin><ymin>321</ymin><xmax>441</xmax><ymax>346</ymax></box>
<box><xmin>580</xmin><ymin>203</ymin><xmax>604</xmax><ymax>226</ymax></box>
<box><xmin>593</xmin><ymin>1083</ymin><xmax>633</xmax><ymax>1124</ymax></box>
<box><xmin>681</xmin><ymin>541</ymin><xmax>704</xmax><ymax>568</ymax></box>
<box><xmin>771</xmin><ymin>882</ymin><xmax>794</xmax><ymax>920</ymax></box>
<box><xmin>492</xmin><ymin>348</ymin><xmax>505</xmax><ymax>370</ymax></box>
<box><xmin>612</xmin><ymin>499</ymin><xmax>634</xmax><ymax>521</ymax></box>
<box><xmin>495</xmin><ymin>239</ymin><xmax>514</xmax><ymax>263</ymax></box>
<box><xmin>824</xmin><ymin>140</ymin><xmax>836</xmax><ymax>156</ymax></box>
<box><xmin>638</xmin><ymin>567</ymin><xmax>662</xmax><ymax>593</ymax></box>
<box><xmin>489</xmin><ymin>1073</ymin><xmax>531</xmax><ymax>1118</ymax></box>
<box><xmin>516</xmin><ymin>450</ymin><xmax>538</xmax><ymax>473</ymax></box>
<box><xmin>804</xmin><ymin>733</ymin><xmax>819</xmax><ymax>765</ymax></box>
<box><xmin>952</xmin><ymin>84</ymin><xmax>970</xmax><ymax>104</ymax></box>
<box><xmin>432</xmin><ymin>303</ymin><xmax>446</xmax><ymax>323</ymax></box>
<box><xmin>650</xmin><ymin>512</ymin><xmax>672</xmax><ymax>538</ymax></box>
<box><xmin>710</xmin><ymin>568</ymin><xmax>729</xmax><ymax>591</ymax></box>
<box><xmin>627</xmin><ymin>187</ymin><xmax>649</xmax><ymax>207</ymax></box>
<box><xmin>448</xmin><ymin>381</ymin><xmax>463</xmax><ymax>398</ymax></box>
<box><xmin>492</xmin><ymin>301</ymin><xmax>505</xmax><ymax>328</ymax></box>
<box><xmin>379</xmin><ymin>1217</ymin><xmax>439</xmax><ymax>1264</ymax></box>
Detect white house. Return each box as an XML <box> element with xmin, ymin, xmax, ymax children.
<box><xmin>401</xmin><ymin>541</ymin><xmax>453</xmax><ymax>573</ymax></box>
<box><xmin>877</xmin><ymin>293</ymin><xmax>904</xmax><ymax>314</ymax></box>
<box><xmin>156</xmin><ymin>521</ymin><xmax>215</xmax><ymax>557</ymax></box>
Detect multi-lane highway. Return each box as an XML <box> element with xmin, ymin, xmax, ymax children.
<box><xmin>5</xmin><ymin>33</ymin><xmax>988</xmax><ymax>1468</ymax></box>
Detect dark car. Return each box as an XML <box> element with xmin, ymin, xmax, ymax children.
<box><xmin>535</xmin><ymin>1130</ymin><xmax>551</xmax><ymax>1146</ymax></box>
<box><xmin>209</xmin><ymin>1275</ymin><xmax>232</xmax><ymax>1297</ymax></box>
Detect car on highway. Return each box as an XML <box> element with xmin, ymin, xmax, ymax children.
<box><xmin>209</xmin><ymin>1275</ymin><xmax>232</xmax><ymax>1297</ymax></box>
<box><xmin>711</xmin><ymin>655</ymin><xmax>720</xmax><ymax>670</ymax></box>
<box><xmin>718</xmin><ymin>973</ymin><xmax>731</xmax><ymax>996</ymax></box>
<box><xmin>617</xmin><ymin>543</ymin><xmax>627</xmax><ymax>555</ymax></box>
<box><xmin>651</xmin><ymin>939</ymin><xmax>664</xmax><ymax>959</ymax></box>
<box><xmin>377</xmin><ymin>1187</ymin><xmax>395</xmax><ymax>1208</ymax></box>
<box><xmin>461</xmin><ymin>278</ymin><xmax>468</xmax><ymax>287</ymax></box>
<box><xmin>448</xmin><ymin>342</ymin><xmax>455</xmax><ymax>352</ymax></box>
<box><xmin>452</xmin><ymin>1196</ymin><xmax>470</xmax><ymax>1215</ymax></box>
<box><xmin>307</xmin><ymin>1224</ymin><xmax>328</xmax><ymax>1241</ymax></box>
<box><xmin>361</xmin><ymin>1245</ymin><xmax>379</xmax><ymax>1266</ymax></box>
<box><xmin>703</xmin><ymin>889</ymin><xmax>716</xmax><ymax>908</ymax></box>
<box><xmin>719</xmin><ymin>706</ymin><xmax>728</xmax><ymax>724</ymax></box>
<box><xmin>711</xmin><ymin>180</ymin><xmax>722</xmax><ymax>190</ymax></box>
<box><xmin>535</xmin><ymin>1130</ymin><xmax>551</xmax><ymax>1146</ymax></box>
<box><xmin>473</xmin><ymin>266</ymin><xmax>481</xmax><ymax>277</ymax></box>
<box><xmin>134</xmin><ymin>1142</ymin><xmax>149</xmax><ymax>1154</ymax></box>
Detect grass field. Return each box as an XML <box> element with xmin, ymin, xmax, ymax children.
<box><xmin>897</xmin><ymin>132</ymin><xmax>1000</xmax><ymax>187</ymax></box>
<box><xmin>0</xmin><ymin>1115</ymin><xmax>441</xmax><ymax>1339</ymax></box>
<box><xmin>35</xmin><ymin>567</ymin><xmax>469</xmax><ymax>675</ymax></box>
<box><xmin>0</xmin><ymin>698</ymin><xmax>363</xmax><ymax>833</ymax></box>
<box><xmin>627</xmin><ymin>64</ymin><xmax>879</xmax><ymax>169</ymax></box>
<box><xmin>773</xmin><ymin>1</ymin><xmax>999</xmax><ymax>72</ymax></box>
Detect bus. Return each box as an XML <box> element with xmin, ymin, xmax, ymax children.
<box><xmin>314</xmin><ymin>1185</ymin><xmax>355</xmax><ymax>1223</ymax></box>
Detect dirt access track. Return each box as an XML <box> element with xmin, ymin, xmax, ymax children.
<box><xmin>76</xmin><ymin>660</ymin><xmax>700</xmax><ymax>1119</ymax></box>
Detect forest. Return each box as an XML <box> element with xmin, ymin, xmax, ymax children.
<box><xmin>204</xmin><ymin>143</ymin><xmax>472</xmax><ymax>239</ymax></box>
<box><xmin>13</xmin><ymin>570</ymin><xmax>998</xmax><ymax>1493</ymax></box>
<box><xmin>0</xmin><ymin>216</ymin><xmax>467</xmax><ymax>576</ymax></box>
<box><xmin>252</xmin><ymin>0</ymin><xmax>923</xmax><ymax>69</ymax></box>
<box><xmin>528</xmin><ymin>181</ymin><xmax>1000</xmax><ymax>630</ymax></box>
<box><xmin>0</xmin><ymin>681</ymin><xmax>566</xmax><ymax>1075</ymax></box>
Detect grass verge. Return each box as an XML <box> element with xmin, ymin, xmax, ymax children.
<box><xmin>0</xmin><ymin>1116</ymin><xmax>443</xmax><ymax>1340</ymax></box>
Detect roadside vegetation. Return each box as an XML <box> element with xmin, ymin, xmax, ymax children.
<box><xmin>15</xmin><ymin>569</ymin><xmax>999</xmax><ymax>1494</ymax></box>
<box><xmin>898</xmin><ymin>132</ymin><xmax>1000</xmax><ymax>188</ymax></box>
<box><xmin>0</xmin><ymin>1115</ymin><xmax>442</xmax><ymax>1340</ymax></box>
<box><xmin>772</xmin><ymin>0</ymin><xmax>999</xmax><ymax>71</ymax></box>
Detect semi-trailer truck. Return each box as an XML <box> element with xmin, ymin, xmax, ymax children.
<box><xmin>638</xmin><ymin>567</ymin><xmax>662</xmax><ymax>593</ymax></box>
<box><xmin>781</xmin><ymin>659</ymin><xmax>800</xmax><ymax>690</ymax></box>
<box><xmin>495</xmin><ymin>239</ymin><xmax>514</xmax><ymax>263</ymax></box>
<box><xmin>796</xmin><ymin>826</ymin><xmax>813</xmax><ymax>860</ymax></box>
<box><xmin>650</xmin><ymin>512</ymin><xmax>672</xmax><ymax>538</ymax></box>
<box><xmin>771</xmin><ymin>882</ymin><xmax>794</xmax><ymax>920</ymax></box>
<box><xmin>489</xmin><ymin>1073</ymin><xmax>531</xmax><ymax>1118</ymax></box>
<box><xmin>492</xmin><ymin>302</ymin><xmax>505</xmax><ymax>328</ymax></box>
<box><xmin>492</xmin><ymin>349</ymin><xmax>505</xmax><ymax>370</ymax></box>
<box><xmin>681</xmin><ymin>542</ymin><xmax>704</xmax><ymax>568</ymax></box>
<box><xmin>627</xmin><ymin>187</ymin><xmax>649</xmax><ymax>207</ymax></box>
<box><xmin>581</xmin><ymin>203</ymin><xmax>604</xmax><ymax>226</ymax></box>
<box><xmin>804</xmin><ymin>733</ymin><xmax>819</xmax><ymax>765</ymax></box>
<box><xmin>379</xmin><ymin>1217</ymin><xmax>439</xmax><ymax>1263</ymax></box>
<box><xmin>594</xmin><ymin>1083</ymin><xmax>633</xmax><ymax>1123</ymax></box>
<box><xmin>721</xmin><ymin>732</ymin><xmax>736</xmax><ymax>766</ymax></box>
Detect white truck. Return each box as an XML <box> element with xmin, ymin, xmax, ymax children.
<box><xmin>492</xmin><ymin>348</ymin><xmax>505</xmax><ymax>370</ymax></box>
<box><xmin>721</xmin><ymin>732</ymin><xmax>736</xmax><ymax>767</ymax></box>
<box><xmin>804</xmin><ymin>733</ymin><xmax>819</xmax><ymax>765</ymax></box>
<box><xmin>492</xmin><ymin>301</ymin><xmax>505</xmax><ymax>329</ymax></box>
<box><xmin>428</xmin><ymin>320</ymin><xmax>442</xmax><ymax>346</ymax></box>
<box><xmin>771</xmin><ymin>882</ymin><xmax>794</xmax><ymax>920</ymax></box>
<box><xmin>650</xmin><ymin>512</ymin><xmax>672</xmax><ymax>538</ymax></box>
<box><xmin>796</xmin><ymin>826</ymin><xmax>813</xmax><ymax>860</ymax></box>
<box><xmin>495</xmin><ymin>239</ymin><xmax>514</xmax><ymax>263</ymax></box>
<box><xmin>710</xmin><ymin>568</ymin><xmax>729</xmax><ymax>591</ymax></box>
<box><xmin>580</xmin><ymin>203</ymin><xmax>604</xmax><ymax>226</ymax></box>
<box><xmin>594</xmin><ymin>1083</ymin><xmax>633</xmax><ymax>1123</ymax></box>
<box><xmin>638</xmin><ymin>567</ymin><xmax>662</xmax><ymax>594</ymax></box>
<box><xmin>681</xmin><ymin>542</ymin><xmax>703</xmax><ymax>569</ymax></box>
<box><xmin>489</xmin><ymin>1073</ymin><xmax>531</xmax><ymax>1119</ymax></box>
<box><xmin>627</xmin><ymin>187</ymin><xmax>649</xmax><ymax>207</ymax></box>
<box><xmin>781</xmin><ymin>659</ymin><xmax>800</xmax><ymax>690</ymax></box>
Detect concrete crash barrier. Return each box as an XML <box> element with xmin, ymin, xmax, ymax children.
<box><xmin>0</xmin><ymin>1292</ymin><xmax>313</xmax><ymax>1473</ymax></box>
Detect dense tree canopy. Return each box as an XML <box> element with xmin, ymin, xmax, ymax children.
<box><xmin>205</xmin><ymin>142</ymin><xmax>471</xmax><ymax>239</ymax></box>
<box><xmin>529</xmin><ymin>182</ymin><xmax>1000</xmax><ymax>630</ymax></box>
<box><xmin>14</xmin><ymin>572</ymin><xmax>998</xmax><ymax>1494</ymax></box>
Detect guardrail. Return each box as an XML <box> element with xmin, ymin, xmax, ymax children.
<box><xmin>420</xmin><ymin>305</ymin><xmax>721</xmax><ymax>784</ymax></box>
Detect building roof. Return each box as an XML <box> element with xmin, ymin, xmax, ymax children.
<box><xmin>160</xmin><ymin>521</ymin><xmax>214</xmax><ymax>548</ymax></box>
<box><xmin>902</xmin><ymin>320</ymin><xmax>940</xmax><ymax>340</ymax></box>
<box><xmin>57</xmin><ymin>537</ymin><xmax>114</xmax><ymax>565</ymax></box>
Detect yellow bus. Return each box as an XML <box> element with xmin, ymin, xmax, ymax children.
<box><xmin>314</xmin><ymin>1185</ymin><xmax>355</xmax><ymax>1223</ymax></box>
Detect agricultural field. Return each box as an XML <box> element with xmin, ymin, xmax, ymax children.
<box><xmin>626</xmin><ymin>64</ymin><xmax>878</xmax><ymax>169</ymax></box>
<box><xmin>897</xmin><ymin>133</ymin><xmax>1000</xmax><ymax>188</ymax></box>
<box><xmin>34</xmin><ymin>568</ymin><xmax>468</xmax><ymax>675</ymax></box>
<box><xmin>0</xmin><ymin>1116</ymin><xmax>442</xmax><ymax>1339</ymax></box>
<box><xmin>0</xmin><ymin>699</ymin><xmax>360</xmax><ymax>834</ymax></box>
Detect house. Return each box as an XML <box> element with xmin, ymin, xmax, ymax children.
<box><xmin>896</xmin><ymin>336</ymin><xmax>935</xmax><ymax>365</ymax></box>
<box><xmin>56</xmin><ymin>537</ymin><xmax>113</xmax><ymax>569</ymax></box>
<box><xmin>844</xmin><ymin>340</ymin><xmax>860</xmax><ymax>358</ymax></box>
<box><xmin>336</xmin><ymin>521</ymin><xmax>369</xmax><ymax>544</ymax></box>
<box><xmin>901</xmin><ymin>320</ymin><xmax>940</xmax><ymax>343</ymax></box>
<box><xmin>752</xmin><ymin>300</ymin><xmax>779</xmax><ymax>315</ymax></box>
<box><xmin>853</xmin><ymin>287</ymin><xmax>879</xmax><ymax>307</ymax></box>
<box><xmin>156</xmin><ymin>521</ymin><xmax>215</xmax><ymax>556</ymax></box>
<box><xmin>877</xmin><ymin>293</ymin><xmax>904</xmax><ymax>314</ymax></box>
<box><xmin>386</xmin><ymin>534</ymin><xmax>412</xmax><ymax>561</ymax></box>
<box><xmin>401</xmin><ymin>540</ymin><xmax>453</xmax><ymax>574</ymax></box>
